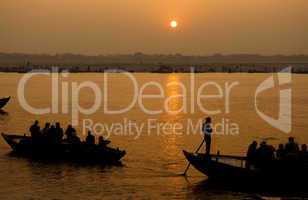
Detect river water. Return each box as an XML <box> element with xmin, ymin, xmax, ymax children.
<box><xmin>0</xmin><ymin>72</ymin><xmax>307</xmax><ymax>199</ymax></box>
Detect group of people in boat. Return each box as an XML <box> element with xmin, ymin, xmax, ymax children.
<box><xmin>246</xmin><ymin>137</ymin><xmax>308</xmax><ymax>169</ymax></box>
<box><xmin>29</xmin><ymin>120</ymin><xmax>107</xmax><ymax>146</ymax></box>
<box><xmin>201</xmin><ymin>117</ymin><xmax>308</xmax><ymax>170</ymax></box>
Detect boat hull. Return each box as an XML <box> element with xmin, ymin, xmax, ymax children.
<box><xmin>2</xmin><ymin>133</ymin><xmax>126</xmax><ymax>164</ymax></box>
<box><xmin>0</xmin><ymin>97</ymin><xmax>10</xmax><ymax>109</ymax></box>
<box><xmin>183</xmin><ymin>150</ymin><xmax>258</xmax><ymax>181</ymax></box>
<box><xmin>183</xmin><ymin>150</ymin><xmax>308</xmax><ymax>189</ymax></box>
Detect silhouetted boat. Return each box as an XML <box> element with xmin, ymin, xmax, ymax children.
<box><xmin>183</xmin><ymin>150</ymin><xmax>308</xmax><ymax>189</ymax></box>
<box><xmin>1</xmin><ymin>133</ymin><xmax>126</xmax><ymax>164</ymax></box>
<box><xmin>0</xmin><ymin>96</ymin><xmax>10</xmax><ymax>109</ymax></box>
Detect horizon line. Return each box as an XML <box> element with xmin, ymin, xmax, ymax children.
<box><xmin>1</xmin><ymin>52</ymin><xmax>308</xmax><ymax>57</ymax></box>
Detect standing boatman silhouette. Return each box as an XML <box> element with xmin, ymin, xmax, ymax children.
<box><xmin>202</xmin><ymin>117</ymin><xmax>213</xmax><ymax>156</ymax></box>
<box><xmin>182</xmin><ymin>116</ymin><xmax>213</xmax><ymax>176</ymax></box>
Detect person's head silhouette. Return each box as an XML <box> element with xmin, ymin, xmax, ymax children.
<box><xmin>205</xmin><ymin>117</ymin><xmax>211</xmax><ymax>124</ymax></box>
<box><xmin>288</xmin><ymin>137</ymin><xmax>295</xmax><ymax>143</ymax></box>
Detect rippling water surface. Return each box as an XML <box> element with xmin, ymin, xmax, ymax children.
<box><xmin>0</xmin><ymin>73</ymin><xmax>307</xmax><ymax>199</ymax></box>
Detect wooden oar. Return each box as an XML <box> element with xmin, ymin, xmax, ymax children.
<box><xmin>181</xmin><ymin>139</ymin><xmax>205</xmax><ymax>176</ymax></box>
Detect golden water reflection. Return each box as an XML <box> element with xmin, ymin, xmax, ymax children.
<box><xmin>160</xmin><ymin>74</ymin><xmax>186</xmax><ymax>171</ymax></box>
<box><xmin>165</xmin><ymin>74</ymin><xmax>183</xmax><ymax>115</ymax></box>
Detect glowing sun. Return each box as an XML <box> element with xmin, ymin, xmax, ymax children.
<box><xmin>170</xmin><ymin>20</ymin><xmax>178</xmax><ymax>28</ymax></box>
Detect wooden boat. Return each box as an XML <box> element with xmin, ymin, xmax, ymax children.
<box><xmin>2</xmin><ymin>133</ymin><xmax>126</xmax><ymax>164</ymax></box>
<box><xmin>0</xmin><ymin>96</ymin><xmax>10</xmax><ymax>109</ymax></box>
<box><xmin>183</xmin><ymin>150</ymin><xmax>308</xmax><ymax>189</ymax></box>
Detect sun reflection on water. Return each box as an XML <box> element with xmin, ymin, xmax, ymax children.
<box><xmin>165</xmin><ymin>74</ymin><xmax>183</xmax><ymax>115</ymax></box>
<box><xmin>160</xmin><ymin>74</ymin><xmax>186</xmax><ymax>170</ymax></box>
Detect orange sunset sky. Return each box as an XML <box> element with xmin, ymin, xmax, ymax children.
<box><xmin>1</xmin><ymin>0</ymin><xmax>307</xmax><ymax>55</ymax></box>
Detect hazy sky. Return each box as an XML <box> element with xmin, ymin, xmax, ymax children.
<box><xmin>1</xmin><ymin>0</ymin><xmax>307</xmax><ymax>55</ymax></box>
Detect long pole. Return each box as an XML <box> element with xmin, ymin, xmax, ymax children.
<box><xmin>182</xmin><ymin>139</ymin><xmax>205</xmax><ymax>176</ymax></box>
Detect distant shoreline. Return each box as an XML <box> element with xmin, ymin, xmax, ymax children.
<box><xmin>1</xmin><ymin>52</ymin><xmax>308</xmax><ymax>73</ymax></box>
<box><xmin>1</xmin><ymin>63</ymin><xmax>308</xmax><ymax>74</ymax></box>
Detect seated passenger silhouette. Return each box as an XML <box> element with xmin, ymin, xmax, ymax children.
<box><xmin>65</xmin><ymin>125</ymin><xmax>80</xmax><ymax>144</ymax></box>
<box><xmin>300</xmin><ymin>144</ymin><xmax>308</xmax><ymax>162</ymax></box>
<box><xmin>29</xmin><ymin>120</ymin><xmax>41</xmax><ymax>141</ymax></box>
<box><xmin>98</xmin><ymin>136</ymin><xmax>108</xmax><ymax>147</ymax></box>
<box><xmin>246</xmin><ymin>141</ymin><xmax>258</xmax><ymax>168</ymax></box>
<box><xmin>285</xmin><ymin>137</ymin><xmax>299</xmax><ymax>160</ymax></box>
<box><xmin>47</xmin><ymin>125</ymin><xmax>57</xmax><ymax>143</ymax></box>
<box><xmin>276</xmin><ymin>144</ymin><xmax>285</xmax><ymax>160</ymax></box>
<box><xmin>256</xmin><ymin>141</ymin><xmax>275</xmax><ymax>169</ymax></box>
<box><xmin>55</xmin><ymin>122</ymin><xmax>64</xmax><ymax>143</ymax></box>
<box><xmin>86</xmin><ymin>131</ymin><xmax>95</xmax><ymax>145</ymax></box>
<box><xmin>42</xmin><ymin>122</ymin><xmax>50</xmax><ymax>135</ymax></box>
<box><xmin>65</xmin><ymin>125</ymin><xmax>74</xmax><ymax>138</ymax></box>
